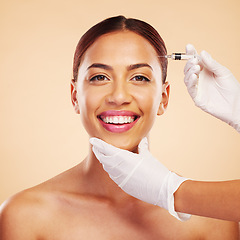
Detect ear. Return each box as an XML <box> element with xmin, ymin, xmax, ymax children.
<box><xmin>157</xmin><ymin>82</ymin><xmax>170</xmax><ymax>116</ymax></box>
<box><xmin>71</xmin><ymin>79</ymin><xmax>80</xmax><ymax>114</ymax></box>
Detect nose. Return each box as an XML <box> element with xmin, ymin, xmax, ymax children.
<box><xmin>106</xmin><ymin>81</ymin><xmax>132</xmax><ymax>106</ymax></box>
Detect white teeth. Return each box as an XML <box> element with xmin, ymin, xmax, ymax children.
<box><xmin>113</xmin><ymin>117</ymin><xmax>118</xmax><ymax>124</ymax></box>
<box><xmin>119</xmin><ymin>116</ymin><xmax>124</xmax><ymax>124</ymax></box>
<box><xmin>101</xmin><ymin>116</ymin><xmax>135</xmax><ymax>124</ymax></box>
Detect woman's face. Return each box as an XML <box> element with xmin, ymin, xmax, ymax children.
<box><xmin>72</xmin><ymin>31</ymin><xmax>169</xmax><ymax>152</ymax></box>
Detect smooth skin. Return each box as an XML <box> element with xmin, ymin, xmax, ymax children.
<box><xmin>0</xmin><ymin>31</ymin><xmax>238</xmax><ymax>239</ymax></box>
<box><xmin>175</xmin><ymin>180</ymin><xmax>240</xmax><ymax>222</ymax></box>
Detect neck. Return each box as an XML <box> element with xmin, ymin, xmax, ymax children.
<box><xmin>80</xmin><ymin>143</ymin><xmax>135</xmax><ymax>204</ymax></box>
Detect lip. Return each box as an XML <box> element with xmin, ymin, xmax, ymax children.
<box><xmin>97</xmin><ymin>110</ymin><xmax>140</xmax><ymax>133</ymax></box>
<box><xmin>99</xmin><ymin>110</ymin><xmax>138</xmax><ymax>117</ymax></box>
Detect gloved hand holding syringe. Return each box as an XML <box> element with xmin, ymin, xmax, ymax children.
<box><xmin>90</xmin><ymin>44</ymin><xmax>240</xmax><ymax>223</ymax></box>
<box><xmin>162</xmin><ymin>44</ymin><xmax>240</xmax><ymax>133</ymax></box>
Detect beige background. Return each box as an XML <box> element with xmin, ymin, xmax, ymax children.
<box><xmin>1</xmin><ymin>0</ymin><xmax>240</xmax><ymax>204</ymax></box>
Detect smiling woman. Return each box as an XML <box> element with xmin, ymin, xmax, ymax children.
<box><xmin>0</xmin><ymin>16</ymin><xmax>238</xmax><ymax>240</ymax></box>
<box><xmin>72</xmin><ymin>28</ymin><xmax>169</xmax><ymax>151</ymax></box>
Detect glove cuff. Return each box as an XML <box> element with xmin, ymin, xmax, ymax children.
<box><xmin>158</xmin><ymin>172</ymin><xmax>191</xmax><ymax>221</ymax></box>
<box><xmin>228</xmin><ymin>121</ymin><xmax>240</xmax><ymax>134</ymax></box>
<box><xmin>232</xmin><ymin>123</ymin><xmax>240</xmax><ymax>133</ymax></box>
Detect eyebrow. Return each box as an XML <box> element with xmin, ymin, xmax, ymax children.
<box><xmin>87</xmin><ymin>63</ymin><xmax>153</xmax><ymax>71</ymax></box>
<box><xmin>87</xmin><ymin>63</ymin><xmax>113</xmax><ymax>71</ymax></box>
<box><xmin>127</xmin><ymin>63</ymin><xmax>153</xmax><ymax>71</ymax></box>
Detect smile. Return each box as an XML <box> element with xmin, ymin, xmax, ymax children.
<box><xmin>101</xmin><ymin>116</ymin><xmax>135</xmax><ymax>124</ymax></box>
<box><xmin>97</xmin><ymin>110</ymin><xmax>140</xmax><ymax>133</ymax></box>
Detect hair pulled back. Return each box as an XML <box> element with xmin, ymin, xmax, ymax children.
<box><xmin>73</xmin><ymin>16</ymin><xmax>168</xmax><ymax>83</ymax></box>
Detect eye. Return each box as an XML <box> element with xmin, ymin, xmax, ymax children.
<box><xmin>131</xmin><ymin>75</ymin><xmax>150</xmax><ymax>82</ymax></box>
<box><xmin>89</xmin><ymin>75</ymin><xmax>109</xmax><ymax>82</ymax></box>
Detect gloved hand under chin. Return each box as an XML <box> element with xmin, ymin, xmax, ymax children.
<box><xmin>184</xmin><ymin>44</ymin><xmax>240</xmax><ymax>133</ymax></box>
<box><xmin>90</xmin><ymin>137</ymin><xmax>191</xmax><ymax>221</ymax></box>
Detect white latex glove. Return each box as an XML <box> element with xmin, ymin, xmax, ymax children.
<box><xmin>90</xmin><ymin>137</ymin><xmax>191</xmax><ymax>221</ymax></box>
<box><xmin>184</xmin><ymin>44</ymin><xmax>240</xmax><ymax>133</ymax></box>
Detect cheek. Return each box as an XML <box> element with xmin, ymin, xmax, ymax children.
<box><xmin>77</xmin><ymin>86</ymin><xmax>105</xmax><ymax>134</ymax></box>
<box><xmin>78</xmin><ymin>84</ymin><xmax>104</xmax><ymax>112</ymax></box>
<box><xmin>135</xmin><ymin>86</ymin><xmax>163</xmax><ymax>136</ymax></box>
<box><xmin>133</xmin><ymin>85</ymin><xmax>162</xmax><ymax>115</ymax></box>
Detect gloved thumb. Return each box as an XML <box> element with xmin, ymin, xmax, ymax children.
<box><xmin>200</xmin><ymin>50</ymin><xmax>231</xmax><ymax>78</ymax></box>
<box><xmin>138</xmin><ymin>137</ymin><xmax>149</xmax><ymax>155</ymax></box>
<box><xmin>185</xmin><ymin>43</ymin><xmax>197</xmax><ymax>55</ymax></box>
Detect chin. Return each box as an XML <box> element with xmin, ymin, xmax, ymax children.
<box><xmin>99</xmin><ymin>135</ymin><xmax>140</xmax><ymax>153</ymax></box>
<box><xmin>114</xmin><ymin>142</ymin><xmax>138</xmax><ymax>153</ymax></box>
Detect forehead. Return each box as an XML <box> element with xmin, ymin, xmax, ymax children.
<box><xmin>81</xmin><ymin>31</ymin><xmax>160</xmax><ymax>67</ymax></box>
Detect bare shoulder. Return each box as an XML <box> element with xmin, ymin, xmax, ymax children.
<box><xmin>0</xmin><ymin>188</ymin><xmax>49</xmax><ymax>240</ymax></box>
<box><xmin>189</xmin><ymin>215</ymin><xmax>239</xmax><ymax>240</ymax></box>
<box><xmin>0</xmin><ymin>164</ymin><xmax>88</xmax><ymax>240</ymax></box>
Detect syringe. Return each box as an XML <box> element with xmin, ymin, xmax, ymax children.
<box><xmin>160</xmin><ymin>53</ymin><xmax>199</xmax><ymax>60</ymax></box>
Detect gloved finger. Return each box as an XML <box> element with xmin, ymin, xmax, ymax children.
<box><xmin>184</xmin><ymin>65</ymin><xmax>201</xmax><ymax>83</ymax></box>
<box><xmin>92</xmin><ymin>145</ymin><xmax>123</xmax><ymax>168</ymax></box>
<box><xmin>92</xmin><ymin>145</ymin><xmax>103</xmax><ymax>161</ymax></box>
<box><xmin>138</xmin><ymin>137</ymin><xmax>149</xmax><ymax>154</ymax></box>
<box><xmin>185</xmin><ymin>44</ymin><xmax>204</xmax><ymax>70</ymax></box>
<box><xmin>90</xmin><ymin>137</ymin><xmax>121</xmax><ymax>156</ymax></box>
<box><xmin>185</xmin><ymin>43</ymin><xmax>197</xmax><ymax>55</ymax></box>
<box><xmin>92</xmin><ymin>148</ymin><xmax>124</xmax><ymax>185</ymax></box>
<box><xmin>200</xmin><ymin>50</ymin><xmax>231</xmax><ymax>78</ymax></box>
<box><xmin>184</xmin><ymin>74</ymin><xmax>198</xmax><ymax>99</ymax></box>
<box><xmin>184</xmin><ymin>58</ymin><xmax>199</xmax><ymax>75</ymax></box>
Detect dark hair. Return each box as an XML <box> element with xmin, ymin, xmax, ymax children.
<box><xmin>73</xmin><ymin>16</ymin><xmax>168</xmax><ymax>83</ymax></box>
